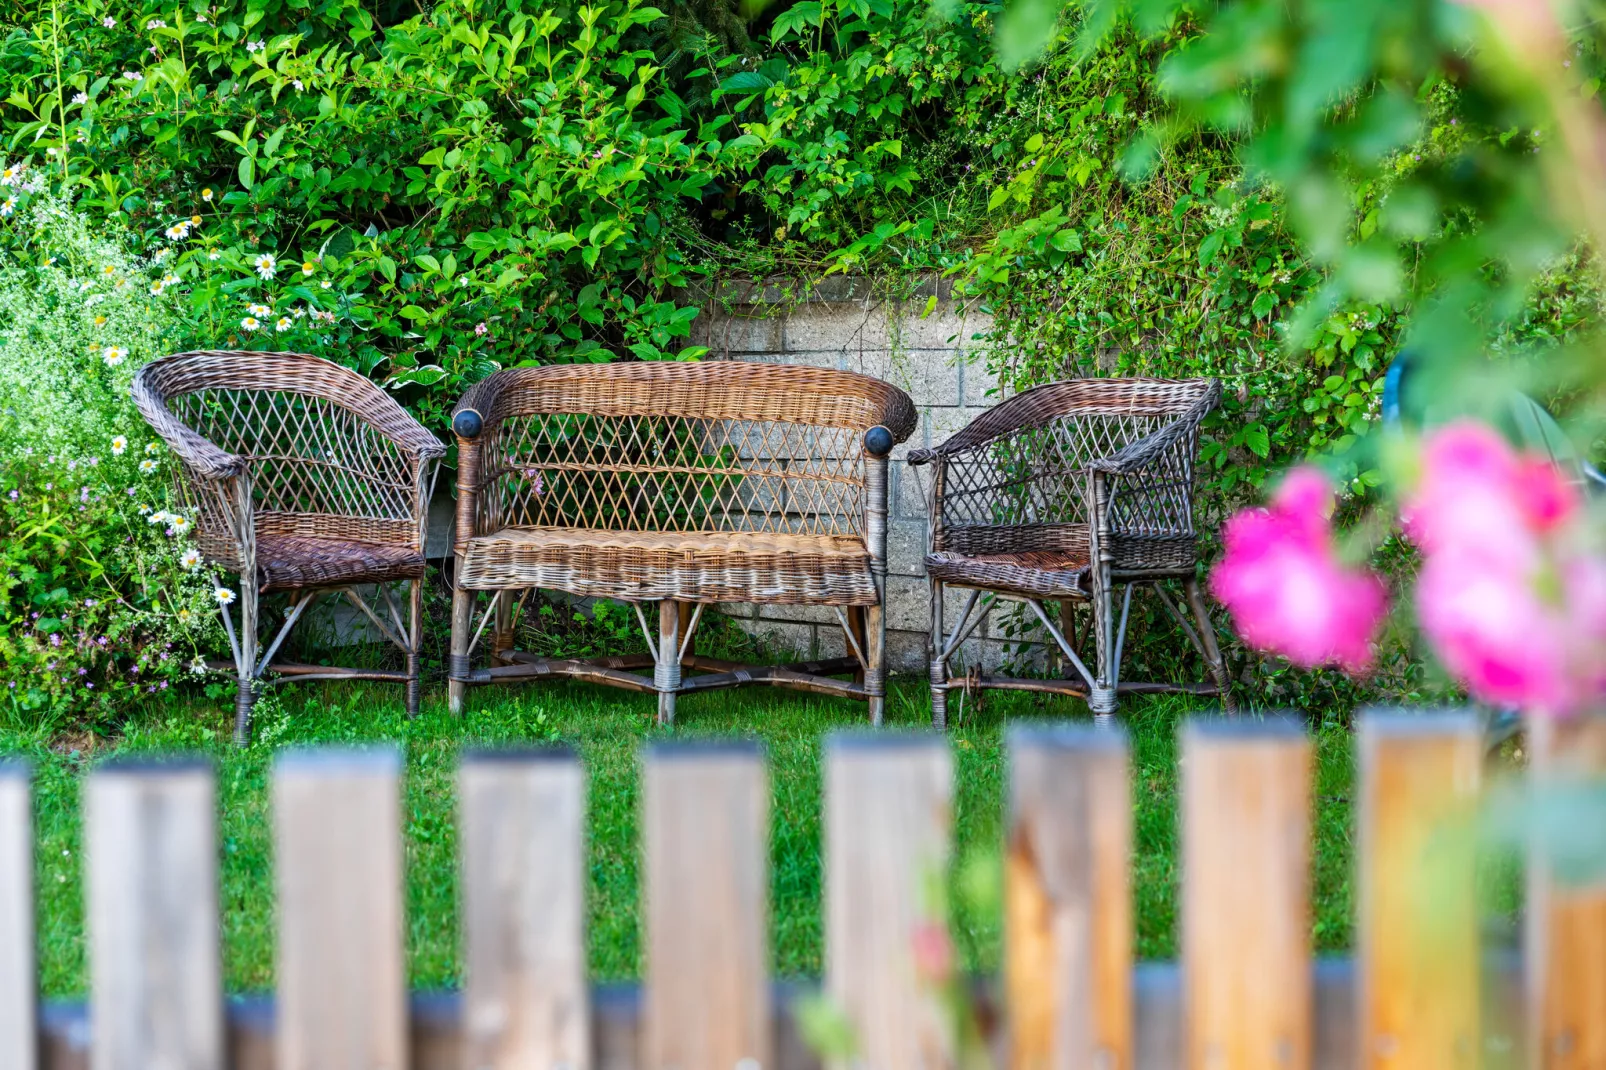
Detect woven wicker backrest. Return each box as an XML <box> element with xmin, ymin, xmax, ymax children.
<box><xmin>937</xmin><ymin>377</ymin><xmax>1218</xmax><ymax>569</ymax></box>
<box><xmin>133</xmin><ymin>351</ymin><xmax>438</xmax><ymax>552</ymax></box>
<box><xmin>456</xmin><ymin>362</ymin><xmax>918</xmax><ymax>537</ymax></box>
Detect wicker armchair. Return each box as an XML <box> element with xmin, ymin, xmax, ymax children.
<box><xmin>908</xmin><ymin>376</ymin><xmax>1235</xmax><ymax>726</ymax></box>
<box><xmin>132</xmin><ymin>350</ymin><xmax>446</xmax><ymax>744</ymax></box>
<box><xmin>447</xmin><ymin>361</ymin><xmax>917</xmax><ymax>725</ymax></box>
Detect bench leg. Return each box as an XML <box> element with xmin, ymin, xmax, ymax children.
<box><xmin>865</xmin><ymin>602</ymin><xmax>886</xmax><ymax>727</ymax></box>
<box><xmin>448</xmin><ymin>585</ymin><xmax>473</xmax><ymax>716</ymax></box>
<box><xmin>233</xmin><ymin>582</ymin><xmax>259</xmax><ymax>748</ymax></box>
<box><xmin>1184</xmin><ymin>578</ymin><xmax>1237</xmax><ymax>715</ymax></box>
<box><xmin>656</xmin><ymin>600</ymin><xmax>681</xmax><ymax>727</ymax></box>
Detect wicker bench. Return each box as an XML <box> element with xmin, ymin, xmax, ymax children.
<box><xmin>446</xmin><ymin>361</ymin><xmax>917</xmax><ymax>724</ymax></box>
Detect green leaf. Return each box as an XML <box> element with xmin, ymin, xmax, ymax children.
<box><xmin>398</xmin><ymin>305</ymin><xmax>429</xmax><ymax>321</ymax></box>
<box><xmin>1251</xmin><ymin>291</ymin><xmax>1276</xmax><ymax>318</ymax></box>
<box><xmin>1243</xmin><ymin>424</ymin><xmax>1270</xmax><ymax>458</ymax></box>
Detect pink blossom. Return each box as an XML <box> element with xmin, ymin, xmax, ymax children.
<box><xmin>1403</xmin><ymin>421</ymin><xmax>1606</xmax><ymax>716</ymax></box>
<box><xmin>910</xmin><ymin>920</ymin><xmax>955</xmax><ymax>984</ymax></box>
<box><xmin>1211</xmin><ymin>467</ymin><xmax>1387</xmax><ymax>670</ymax></box>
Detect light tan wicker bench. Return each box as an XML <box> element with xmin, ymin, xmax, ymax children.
<box><xmin>446</xmin><ymin>361</ymin><xmax>917</xmax><ymax>724</ymax></box>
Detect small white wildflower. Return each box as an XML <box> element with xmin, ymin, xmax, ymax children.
<box><xmin>253</xmin><ymin>253</ymin><xmax>276</xmax><ymax>279</ymax></box>
<box><xmin>102</xmin><ymin>15</ymin><xmax>115</xmax><ymax>27</ymax></box>
<box><xmin>164</xmin><ymin>221</ymin><xmax>190</xmax><ymax>240</ymax></box>
<box><xmin>144</xmin><ymin>441</ymin><xmax>159</xmax><ymax>455</ymax></box>
<box><xmin>110</xmin><ymin>435</ymin><xmax>128</xmax><ymax>455</ymax></box>
<box><xmin>301</xmin><ymin>260</ymin><xmax>315</xmax><ymax>276</ymax></box>
<box><xmin>275</xmin><ymin>316</ymin><xmax>292</xmax><ymax>332</ymax></box>
<box><xmin>0</xmin><ymin>198</ymin><xmax>14</xmax><ymax>218</ymax></box>
<box><xmin>292</xmin><ymin>78</ymin><xmax>304</xmax><ymax>92</ymax></box>
<box><xmin>207</xmin><ymin>250</ymin><xmax>220</xmax><ymax>261</ymax></box>
<box><xmin>147</xmin><ymin>510</ymin><xmax>170</xmax><ymax>525</ymax></box>
<box><xmin>189</xmin><ymin>656</ymin><xmax>207</xmax><ymax>674</ymax></box>
<box><xmin>201</xmin><ymin>187</ymin><xmax>214</xmax><ymax>202</ymax></box>
<box><xmin>139</xmin><ymin>458</ymin><xmax>158</xmax><ymax>473</ymax></box>
<box><xmin>320</xmin><ymin>279</ymin><xmax>332</xmax><ymax>289</ymax></box>
<box><xmin>246</xmin><ymin>39</ymin><xmax>264</xmax><ymax>52</ymax></box>
<box><xmin>0</xmin><ymin>166</ymin><xmax>17</xmax><ymax>185</ymax></box>
<box><xmin>146</xmin><ymin>18</ymin><xmax>166</xmax><ymax>28</ymax></box>
<box><xmin>102</xmin><ymin>345</ymin><xmax>128</xmax><ymax>366</ymax></box>
<box><xmin>214</xmin><ymin>587</ymin><xmax>236</xmax><ymax>605</ymax></box>
<box><xmin>248</xmin><ymin>302</ymin><xmax>272</xmax><ymax>317</ymax></box>
<box><xmin>122</xmin><ymin>71</ymin><xmax>141</xmax><ymax>82</ymax></box>
<box><xmin>292</xmin><ymin>306</ymin><xmax>306</xmax><ymax>319</ymax></box>
<box><xmin>137</xmin><ymin>503</ymin><xmax>152</xmax><ymax>515</ymax></box>
<box><xmin>240</xmin><ymin>316</ymin><xmax>260</xmax><ymax>332</ymax></box>
<box><xmin>71</xmin><ymin>92</ymin><xmax>87</xmax><ymax>105</ymax></box>
<box><xmin>168</xmin><ymin>514</ymin><xmax>190</xmax><ymax>533</ymax></box>
<box><xmin>181</xmin><ymin>548</ymin><xmax>202</xmax><ymax>569</ymax></box>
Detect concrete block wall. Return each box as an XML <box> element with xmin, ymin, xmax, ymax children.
<box><xmin>688</xmin><ymin>277</ymin><xmax>1049</xmax><ymax>673</ymax></box>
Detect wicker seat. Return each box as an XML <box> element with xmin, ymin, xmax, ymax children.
<box><xmin>132</xmin><ymin>350</ymin><xmax>446</xmax><ymax>744</ymax></box>
<box><xmin>447</xmin><ymin>360</ymin><xmax>916</xmax><ymax>725</ymax></box>
<box><xmin>909</xmin><ymin>376</ymin><xmax>1235</xmax><ymax>726</ymax></box>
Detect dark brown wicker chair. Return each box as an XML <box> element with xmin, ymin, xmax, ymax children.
<box><xmin>132</xmin><ymin>350</ymin><xmax>446</xmax><ymax>744</ymax></box>
<box><xmin>908</xmin><ymin>376</ymin><xmax>1235</xmax><ymax>726</ymax></box>
<box><xmin>446</xmin><ymin>361</ymin><xmax>917</xmax><ymax>725</ymax></box>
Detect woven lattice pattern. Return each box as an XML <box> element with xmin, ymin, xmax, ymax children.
<box><xmin>451</xmin><ymin>361</ymin><xmax>916</xmax><ymax>603</ymax></box>
<box><xmin>132</xmin><ymin>350</ymin><xmax>446</xmax><ymax>585</ymax></box>
<box><xmin>913</xmin><ymin>377</ymin><xmax>1218</xmax><ymax>573</ymax></box>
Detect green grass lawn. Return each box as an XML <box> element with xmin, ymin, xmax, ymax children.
<box><xmin>0</xmin><ymin>678</ymin><xmax>1358</xmax><ymax>998</ymax></box>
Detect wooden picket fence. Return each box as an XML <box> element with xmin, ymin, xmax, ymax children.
<box><xmin>1</xmin><ymin>711</ymin><xmax>1603</xmax><ymax>1070</ymax></box>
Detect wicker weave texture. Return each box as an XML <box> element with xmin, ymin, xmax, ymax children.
<box><xmin>131</xmin><ymin>349</ymin><xmax>446</xmax><ymax>587</ymax></box>
<box><xmin>912</xmin><ymin>376</ymin><xmax>1219</xmax><ymax>573</ymax></box>
<box><xmin>451</xmin><ymin>361</ymin><xmax>915</xmax><ymax>603</ymax></box>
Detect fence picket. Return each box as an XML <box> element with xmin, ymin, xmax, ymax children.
<box><xmin>825</xmin><ymin>733</ymin><xmax>953</xmax><ymax>1070</ymax></box>
<box><xmin>642</xmin><ymin>741</ymin><xmax>770</xmax><ymax>1070</ymax></box>
<box><xmin>1181</xmin><ymin>718</ymin><xmax>1311</xmax><ymax>1070</ymax></box>
<box><xmin>1006</xmin><ymin>725</ymin><xmax>1130</xmax><ymax>1070</ymax></box>
<box><xmin>1356</xmin><ymin>711</ymin><xmax>1482</xmax><ymax>1070</ymax></box>
<box><xmin>460</xmin><ymin>747</ymin><xmax>589</xmax><ymax>1070</ymax></box>
<box><xmin>85</xmin><ymin>759</ymin><xmax>220</xmax><ymax>1070</ymax></box>
<box><xmin>1527</xmin><ymin>714</ymin><xmax>1606</xmax><ymax>1069</ymax></box>
<box><xmin>273</xmin><ymin>747</ymin><xmax>406</xmax><ymax>1070</ymax></box>
<box><xmin>0</xmin><ymin>760</ymin><xmax>32</xmax><ymax>1070</ymax></box>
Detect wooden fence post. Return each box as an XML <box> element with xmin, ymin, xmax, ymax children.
<box><xmin>0</xmin><ymin>759</ymin><xmax>32</xmax><ymax>1070</ymax></box>
<box><xmin>642</xmin><ymin>741</ymin><xmax>770</xmax><ymax>1070</ymax></box>
<box><xmin>1527</xmin><ymin>713</ymin><xmax>1606</xmax><ymax>1069</ymax></box>
<box><xmin>1180</xmin><ymin>717</ymin><xmax>1312</xmax><ymax>1070</ymax></box>
<box><xmin>85</xmin><ymin>758</ymin><xmax>221</xmax><ymax>1070</ymax></box>
<box><xmin>274</xmin><ymin>747</ymin><xmax>406</xmax><ymax>1070</ymax></box>
<box><xmin>1006</xmin><ymin>725</ymin><xmax>1130</xmax><ymax>1070</ymax></box>
<box><xmin>825</xmin><ymin>732</ymin><xmax>953</xmax><ymax>1070</ymax></box>
<box><xmin>460</xmin><ymin>747</ymin><xmax>589</xmax><ymax>1070</ymax></box>
<box><xmin>1357</xmin><ymin>711</ymin><xmax>1482</xmax><ymax>1070</ymax></box>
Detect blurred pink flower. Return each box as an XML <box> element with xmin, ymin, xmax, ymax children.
<box><xmin>1211</xmin><ymin>467</ymin><xmax>1387</xmax><ymax>670</ymax></box>
<box><xmin>1404</xmin><ymin>421</ymin><xmax>1606</xmax><ymax>716</ymax></box>
<box><xmin>910</xmin><ymin>920</ymin><xmax>955</xmax><ymax>984</ymax></box>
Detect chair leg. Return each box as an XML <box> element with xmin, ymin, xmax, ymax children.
<box><xmin>865</xmin><ymin>602</ymin><xmax>886</xmax><ymax>727</ymax></box>
<box><xmin>1089</xmin><ymin>569</ymin><xmax>1118</xmax><ymax>727</ymax></box>
<box><xmin>233</xmin><ymin>582</ymin><xmax>259</xmax><ymax>747</ymax></box>
<box><xmin>929</xmin><ymin>578</ymin><xmax>948</xmax><ymax>730</ymax></box>
<box><xmin>448</xmin><ymin>584</ymin><xmax>474</xmax><ymax>716</ymax></box>
<box><xmin>656</xmin><ymin>600</ymin><xmax>681</xmax><ymax>727</ymax></box>
<box><xmin>491</xmin><ymin>587</ymin><xmax>516</xmax><ymax>665</ymax></box>
<box><xmin>1184</xmin><ymin>578</ymin><xmax>1237</xmax><ymax>715</ymax></box>
<box><xmin>406</xmin><ymin>578</ymin><xmax>423</xmax><ymax>718</ymax></box>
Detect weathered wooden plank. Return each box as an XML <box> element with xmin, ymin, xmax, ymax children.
<box><xmin>1006</xmin><ymin>725</ymin><xmax>1131</xmax><ymax>1070</ymax></box>
<box><xmin>460</xmin><ymin>747</ymin><xmax>589</xmax><ymax>1070</ymax></box>
<box><xmin>825</xmin><ymin>732</ymin><xmax>954</xmax><ymax>1070</ymax></box>
<box><xmin>1181</xmin><ymin>717</ymin><xmax>1311</xmax><ymax>1070</ymax></box>
<box><xmin>0</xmin><ymin>759</ymin><xmax>33</xmax><ymax>1070</ymax></box>
<box><xmin>1356</xmin><ymin>711</ymin><xmax>1482</xmax><ymax>1070</ymax></box>
<box><xmin>1527</xmin><ymin>713</ymin><xmax>1606</xmax><ymax>1069</ymax></box>
<box><xmin>85</xmin><ymin>759</ymin><xmax>221</xmax><ymax>1070</ymax></box>
<box><xmin>642</xmin><ymin>741</ymin><xmax>770</xmax><ymax>1070</ymax></box>
<box><xmin>273</xmin><ymin>747</ymin><xmax>406</xmax><ymax>1070</ymax></box>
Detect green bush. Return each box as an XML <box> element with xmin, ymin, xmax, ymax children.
<box><xmin>0</xmin><ymin>186</ymin><xmax>217</xmax><ymax>732</ymax></box>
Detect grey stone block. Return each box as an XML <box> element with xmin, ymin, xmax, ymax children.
<box><xmin>784</xmin><ymin>303</ymin><xmax>883</xmax><ymax>353</ymax></box>
<box><xmin>887</xmin><ymin>519</ymin><xmax>927</xmax><ymax>577</ymax></box>
<box><xmin>886</xmin><ymin>629</ymin><xmax>928</xmax><ymax>673</ymax></box>
<box><xmin>755</xmin><ymin>602</ymin><xmax>843</xmax><ymax>626</ymax></box>
<box><xmin>697</xmin><ymin>312</ymin><xmax>783</xmax><ymax>353</ymax></box>
<box><xmin>961</xmin><ymin>355</ymin><xmax>1005</xmax><ymax>407</ymax></box>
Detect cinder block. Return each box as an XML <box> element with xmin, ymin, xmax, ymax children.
<box><xmin>697</xmin><ymin>311</ymin><xmax>784</xmax><ymax>353</ymax></box>
<box><xmin>755</xmin><ymin>601</ymin><xmax>842</xmax><ymax>625</ymax></box>
<box><xmin>886</xmin><ymin>629</ymin><xmax>928</xmax><ymax>673</ymax></box>
<box><xmin>885</xmin><ymin>303</ymin><xmax>970</xmax><ymax>351</ymax></box>
<box><xmin>886</xmin><ymin>519</ymin><xmax>928</xmax><ymax>578</ymax></box>
<box><xmin>784</xmin><ymin>302</ymin><xmax>883</xmax><ymax>353</ymax></box>
<box><xmin>716</xmin><ymin>602</ymin><xmax>758</xmax><ymax>621</ymax></box>
<box><xmin>743</xmin><ymin>619</ymin><xmax>815</xmax><ymax>659</ymax></box>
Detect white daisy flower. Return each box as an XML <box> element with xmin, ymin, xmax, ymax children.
<box><xmin>320</xmin><ymin>279</ymin><xmax>332</xmax><ymax>289</ymax></box>
<box><xmin>181</xmin><ymin>548</ymin><xmax>202</xmax><ymax>570</ymax></box>
<box><xmin>139</xmin><ymin>458</ymin><xmax>158</xmax><ymax>473</ymax></box>
<box><xmin>144</xmin><ymin>441</ymin><xmax>160</xmax><ymax>454</ymax></box>
<box><xmin>248</xmin><ymin>302</ymin><xmax>272</xmax><ymax>316</ymax></box>
<box><xmin>253</xmin><ymin>253</ymin><xmax>276</xmax><ymax>279</ymax></box>
<box><xmin>0</xmin><ymin>198</ymin><xmax>15</xmax><ymax>218</ymax></box>
<box><xmin>215</xmin><ymin>587</ymin><xmax>236</xmax><ymax>605</ymax></box>
<box><xmin>168</xmin><ymin>514</ymin><xmax>190</xmax><ymax>533</ymax></box>
<box><xmin>240</xmin><ymin>316</ymin><xmax>260</xmax><ymax>332</ymax></box>
<box><xmin>102</xmin><ymin>345</ymin><xmax>128</xmax><ymax>366</ymax></box>
<box><xmin>275</xmin><ymin>316</ymin><xmax>292</xmax><ymax>332</ymax></box>
<box><xmin>110</xmin><ymin>435</ymin><xmax>128</xmax><ymax>455</ymax></box>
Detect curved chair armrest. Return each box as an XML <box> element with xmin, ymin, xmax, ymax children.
<box><xmin>131</xmin><ymin>367</ymin><xmax>247</xmax><ymax>480</ymax></box>
<box><xmin>1087</xmin><ymin>388</ymin><xmax>1218</xmax><ymax>475</ymax></box>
